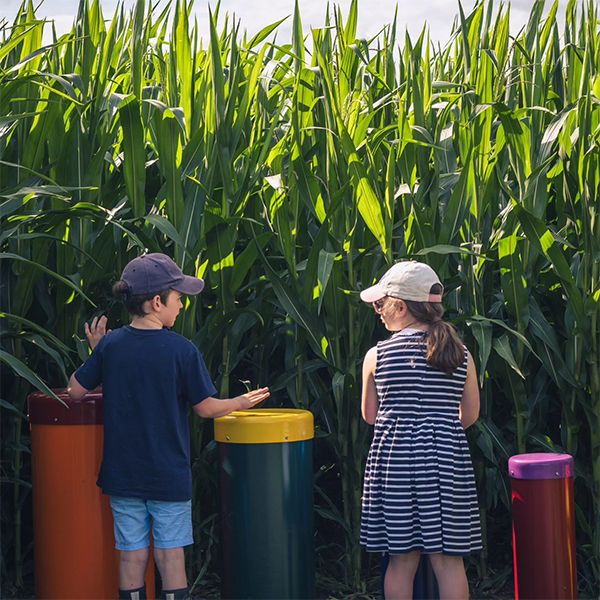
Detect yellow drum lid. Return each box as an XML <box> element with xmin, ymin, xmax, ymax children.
<box><xmin>214</xmin><ymin>409</ymin><xmax>314</xmax><ymax>444</ymax></box>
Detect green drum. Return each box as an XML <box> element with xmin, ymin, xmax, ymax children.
<box><xmin>215</xmin><ymin>409</ymin><xmax>315</xmax><ymax>599</ymax></box>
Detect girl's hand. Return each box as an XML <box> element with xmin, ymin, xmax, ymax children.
<box><xmin>85</xmin><ymin>315</ymin><xmax>110</xmax><ymax>350</ymax></box>
<box><xmin>235</xmin><ymin>387</ymin><xmax>270</xmax><ymax>409</ymax></box>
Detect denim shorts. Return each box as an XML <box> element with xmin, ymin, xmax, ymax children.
<box><xmin>109</xmin><ymin>496</ymin><xmax>193</xmax><ymax>551</ymax></box>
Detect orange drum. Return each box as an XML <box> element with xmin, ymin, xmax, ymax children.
<box><xmin>28</xmin><ymin>389</ymin><xmax>155</xmax><ymax>599</ymax></box>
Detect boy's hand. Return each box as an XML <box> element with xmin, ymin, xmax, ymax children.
<box><xmin>236</xmin><ymin>387</ymin><xmax>270</xmax><ymax>409</ymax></box>
<box><xmin>194</xmin><ymin>388</ymin><xmax>270</xmax><ymax>418</ymax></box>
<box><xmin>85</xmin><ymin>315</ymin><xmax>110</xmax><ymax>350</ymax></box>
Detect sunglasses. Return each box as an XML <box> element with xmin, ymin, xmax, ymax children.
<box><xmin>372</xmin><ymin>297</ymin><xmax>388</xmax><ymax>312</ymax></box>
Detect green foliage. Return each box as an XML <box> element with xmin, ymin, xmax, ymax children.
<box><xmin>1</xmin><ymin>0</ymin><xmax>599</xmax><ymax>596</ymax></box>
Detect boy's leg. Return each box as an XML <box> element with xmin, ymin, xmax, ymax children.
<box><xmin>147</xmin><ymin>500</ymin><xmax>193</xmax><ymax>599</ymax></box>
<box><xmin>119</xmin><ymin>548</ymin><xmax>150</xmax><ymax>589</ymax></box>
<box><xmin>109</xmin><ymin>497</ymin><xmax>152</xmax><ymax>594</ymax></box>
<box><xmin>118</xmin><ymin>583</ymin><xmax>147</xmax><ymax>600</ymax></box>
<box><xmin>154</xmin><ymin>547</ymin><xmax>186</xmax><ymax>589</ymax></box>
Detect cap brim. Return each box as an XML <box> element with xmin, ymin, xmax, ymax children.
<box><xmin>360</xmin><ymin>284</ymin><xmax>386</xmax><ymax>303</ymax></box>
<box><xmin>172</xmin><ymin>275</ymin><xmax>205</xmax><ymax>295</ymax></box>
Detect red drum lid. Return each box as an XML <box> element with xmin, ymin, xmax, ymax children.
<box><xmin>28</xmin><ymin>389</ymin><xmax>103</xmax><ymax>425</ymax></box>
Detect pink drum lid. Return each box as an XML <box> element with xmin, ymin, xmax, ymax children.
<box><xmin>28</xmin><ymin>388</ymin><xmax>103</xmax><ymax>425</ymax></box>
<box><xmin>508</xmin><ymin>452</ymin><xmax>574</xmax><ymax>480</ymax></box>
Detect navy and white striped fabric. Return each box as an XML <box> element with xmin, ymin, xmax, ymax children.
<box><xmin>360</xmin><ymin>329</ymin><xmax>482</xmax><ymax>555</ymax></box>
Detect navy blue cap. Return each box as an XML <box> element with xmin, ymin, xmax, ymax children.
<box><xmin>121</xmin><ymin>253</ymin><xmax>204</xmax><ymax>296</ymax></box>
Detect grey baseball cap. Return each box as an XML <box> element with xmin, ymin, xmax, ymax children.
<box><xmin>121</xmin><ymin>253</ymin><xmax>205</xmax><ymax>296</ymax></box>
<box><xmin>360</xmin><ymin>260</ymin><xmax>443</xmax><ymax>303</ymax></box>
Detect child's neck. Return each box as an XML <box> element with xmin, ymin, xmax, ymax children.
<box><xmin>130</xmin><ymin>314</ymin><xmax>164</xmax><ymax>330</ymax></box>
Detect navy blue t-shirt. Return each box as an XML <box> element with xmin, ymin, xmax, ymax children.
<box><xmin>75</xmin><ymin>326</ymin><xmax>217</xmax><ymax>501</ymax></box>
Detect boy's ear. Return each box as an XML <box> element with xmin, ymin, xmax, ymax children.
<box><xmin>150</xmin><ymin>294</ymin><xmax>163</xmax><ymax>310</ymax></box>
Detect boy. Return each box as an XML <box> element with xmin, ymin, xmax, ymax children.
<box><xmin>67</xmin><ymin>253</ymin><xmax>269</xmax><ymax>600</ymax></box>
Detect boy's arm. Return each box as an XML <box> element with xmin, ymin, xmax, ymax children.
<box><xmin>67</xmin><ymin>316</ymin><xmax>109</xmax><ymax>400</ymax></box>
<box><xmin>67</xmin><ymin>373</ymin><xmax>90</xmax><ymax>401</ymax></box>
<box><xmin>85</xmin><ymin>315</ymin><xmax>109</xmax><ymax>350</ymax></box>
<box><xmin>193</xmin><ymin>387</ymin><xmax>270</xmax><ymax>419</ymax></box>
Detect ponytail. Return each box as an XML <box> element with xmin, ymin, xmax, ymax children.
<box><xmin>112</xmin><ymin>280</ymin><xmax>130</xmax><ymax>298</ymax></box>
<box><xmin>403</xmin><ymin>283</ymin><xmax>464</xmax><ymax>374</ymax></box>
<box><xmin>112</xmin><ymin>280</ymin><xmax>169</xmax><ymax>317</ymax></box>
<box><xmin>425</xmin><ymin>319</ymin><xmax>464</xmax><ymax>374</ymax></box>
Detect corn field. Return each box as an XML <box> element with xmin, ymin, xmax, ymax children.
<box><xmin>1</xmin><ymin>0</ymin><xmax>599</xmax><ymax>596</ymax></box>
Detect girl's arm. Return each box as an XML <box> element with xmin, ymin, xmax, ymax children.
<box><xmin>361</xmin><ymin>346</ymin><xmax>379</xmax><ymax>425</ymax></box>
<box><xmin>459</xmin><ymin>350</ymin><xmax>480</xmax><ymax>428</ymax></box>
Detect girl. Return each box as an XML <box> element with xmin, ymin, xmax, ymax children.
<box><xmin>359</xmin><ymin>260</ymin><xmax>482</xmax><ymax>600</ymax></box>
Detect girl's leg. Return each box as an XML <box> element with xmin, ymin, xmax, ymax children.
<box><xmin>428</xmin><ymin>553</ymin><xmax>469</xmax><ymax>600</ymax></box>
<box><xmin>384</xmin><ymin>551</ymin><xmax>421</xmax><ymax>600</ymax></box>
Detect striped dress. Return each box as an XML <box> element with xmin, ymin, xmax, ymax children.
<box><xmin>360</xmin><ymin>329</ymin><xmax>482</xmax><ymax>555</ymax></box>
